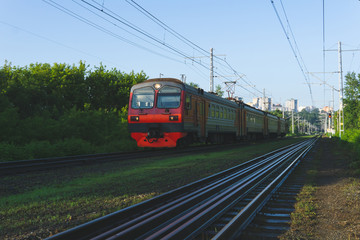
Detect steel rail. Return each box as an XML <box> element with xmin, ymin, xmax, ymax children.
<box><xmin>0</xmin><ymin>142</ymin><xmax>252</xmax><ymax>175</ymax></box>
<box><xmin>92</xmin><ymin>142</ymin><xmax>304</xmax><ymax>240</ymax></box>
<box><xmin>212</xmin><ymin>137</ymin><xmax>318</xmax><ymax>239</ymax></box>
<box><xmin>144</xmin><ymin>139</ymin><xmax>314</xmax><ymax>240</ymax></box>
<box><xmin>46</xmin><ymin>138</ymin><xmax>316</xmax><ymax>240</ymax></box>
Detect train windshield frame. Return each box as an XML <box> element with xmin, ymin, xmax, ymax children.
<box><xmin>131</xmin><ymin>86</ymin><xmax>155</xmax><ymax>109</ymax></box>
<box><xmin>157</xmin><ymin>86</ymin><xmax>181</xmax><ymax>109</ymax></box>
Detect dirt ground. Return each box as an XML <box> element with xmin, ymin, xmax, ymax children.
<box><xmin>284</xmin><ymin>137</ymin><xmax>360</xmax><ymax>240</ymax></box>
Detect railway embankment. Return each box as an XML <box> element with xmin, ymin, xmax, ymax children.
<box><xmin>2</xmin><ymin>136</ymin><xmax>359</xmax><ymax>239</ymax></box>
<box><xmin>0</xmin><ymin>137</ymin><xmax>303</xmax><ymax>239</ymax></box>
<box><xmin>281</xmin><ymin>137</ymin><xmax>360</xmax><ymax>240</ymax></box>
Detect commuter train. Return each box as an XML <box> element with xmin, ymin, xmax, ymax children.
<box><xmin>128</xmin><ymin>78</ymin><xmax>286</xmax><ymax>148</ymax></box>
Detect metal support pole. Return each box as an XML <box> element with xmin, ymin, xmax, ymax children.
<box><xmin>338</xmin><ymin>41</ymin><xmax>344</xmax><ymax>138</ymax></box>
<box><xmin>210</xmin><ymin>48</ymin><xmax>214</xmax><ymax>92</ymax></box>
<box><xmin>292</xmin><ymin>110</ymin><xmax>294</xmax><ymax>134</ymax></box>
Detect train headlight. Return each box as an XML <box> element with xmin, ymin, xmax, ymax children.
<box><xmin>130</xmin><ymin>116</ymin><xmax>140</xmax><ymax>121</ymax></box>
<box><xmin>169</xmin><ymin>115</ymin><xmax>178</xmax><ymax>121</ymax></box>
<box><xmin>154</xmin><ymin>83</ymin><xmax>162</xmax><ymax>90</ymax></box>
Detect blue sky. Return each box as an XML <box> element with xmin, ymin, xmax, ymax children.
<box><xmin>1</xmin><ymin>0</ymin><xmax>360</xmax><ymax>109</ymax></box>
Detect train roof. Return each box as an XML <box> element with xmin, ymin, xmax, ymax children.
<box><xmin>145</xmin><ymin>78</ymin><xmax>184</xmax><ymax>85</ymax></box>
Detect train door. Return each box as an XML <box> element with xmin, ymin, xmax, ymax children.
<box><xmin>194</xmin><ymin>98</ymin><xmax>198</xmax><ymax>127</ymax></box>
<box><xmin>264</xmin><ymin>115</ymin><xmax>268</xmax><ymax>137</ymax></box>
<box><xmin>243</xmin><ymin>109</ymin><xmax>247</xmax><ymax>137</ymax></box>
<box><xmin>198</xmin><ymin>100</ymin><xmax>206</xmax><ymax>138</ymax></box>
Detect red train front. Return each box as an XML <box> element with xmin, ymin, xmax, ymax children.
<box><xmin>128</xmin><ymin>78</ymin><xmax>187</xmax><ymax>147</ymax></box>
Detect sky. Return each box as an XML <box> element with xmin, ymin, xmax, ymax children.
<box><xmin>1</xmin><ymin>0</ymin><xmax>360</xmax><ymax>109</ymax></box>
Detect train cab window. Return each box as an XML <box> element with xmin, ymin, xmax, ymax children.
<box><xmin>131</xmin><ymin>87</ymin><xmax>154</xmax><ymax>109</ymax></box>
<box><xmin>157</xmin><ymin>86</ymin><xmax>181</xmax><ymax>109</ymax></box>
<box><xmin>220</xmin><ymin>107</ymin><xmax>223</xmax><ymax>119</ymax></box>
<box><xmin>215</xmin><ymin>105</ymin><xmax>219</xmax><ymax>118</ymax></box>
<box><xmin>224</xmin><ymin>108</ymin><xmax>227</xmax><ymax>119</ymax></box>
<box><xmin>185</xmin><ymin>94</ymin><xmax>191</xmax><ymax>110</ymax></box>
<box><xmin>211</xmin><ymin>105</ymin><xmax>215</xmax><ymax>118</ymax></box>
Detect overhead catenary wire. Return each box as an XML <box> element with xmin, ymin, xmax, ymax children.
<box><xmin>270</xmin><ymin>0</ymin><xmax>314</xmax><ymax>106</ymax></box>
<box><xmin>42</xmin><ymin>0</ymin><xmax>182</xmax><ymax>63</ymax></box>
<box><xmin>72</xmin><ymin>0</ymin><xmax>185</xmax><ymax>63</ymax></box>
<box><xmin>0</xmin><ymin>20</ymin><xmax>118</xmax><ymax>65</ymax></box>
<box><xmin>125</xmin><ymin>0</ymin><xmax>209</xmax><ymax>57</ymax></box>
<box><xmin>80</xmin><ymin>0</ymin><xmax>210</xmax><ymax>70</ymax></box>
<box><xmin>85</xmin><ymin>0</ymin><xmax>263</xmax><ymax>98</ymax></box>
<box><xmin>43</xmin><ymin>0</ymin><xmax>265</xmax><ymax>99</ymax></box>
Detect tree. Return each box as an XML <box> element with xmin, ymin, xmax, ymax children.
<box><xmin>344</xmin><ymin>72</ymin><xmax>360</xmax><ymax>129</ymax></box>
<box><xmin>188</xmin><ymin>82</ymin><xmax>199</xmax><ymax>88</ymax></box>
<box><xmin>270</xmin><ymin>109</ymin><xmax>283</xmax><ymax>118</ymax></box>
<box><xmin>215</xmin><ymin>84</ymin><xmax>224</xmax><ymax>97</ymax></box>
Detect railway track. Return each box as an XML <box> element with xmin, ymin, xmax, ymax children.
<box><xmin>47</xmin><ymin>137</ymin><xmax>318</xmax><ymax>240</ymax></box>
<box><xmin>0</xmin><ymin>142</ymin><xmax>249</xmax><ymax>175</ymax></box>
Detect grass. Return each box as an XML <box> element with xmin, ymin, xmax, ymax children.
<box><xmin>279</xmin><ymin>137</ymin><xmax>322</xmax><ymax>240</ymax></box>
<box><xmin>0</xmin><ymin>137</ymin><xmax>308</xmax><ymax>239</ymax></box>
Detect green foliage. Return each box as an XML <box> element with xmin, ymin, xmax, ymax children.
<box><xmin>215</xmin><ymin>84</ymin><xmax>224</xmax><ymax>97</ymax></box>
<box><xmin>299</xmin><ymin>108</ymin><xmax>320</xmax><ymax>127</ymax></box>
<box><xmin>0</xmin><ymin>61</ymin><xmax>146</xmax><ymax>161</ymax></box>
<box><xmin>340</xmin><ymin>72</ymin><xmax>360</xmax><ymax>171</ymax></box>
<box><xmin>270</xmin><ymin>109</ymin><xmax>281</xmax><ymax>117</ymax></box>
<box><xmin>188</xmin><ymin>82</ymin><xmax>199</xmax><ymax>88</ymax></box>
<box><xmin>344</xmin><ymin>72</ymin><xmax>360</xmax><ymax>130</ymax></box>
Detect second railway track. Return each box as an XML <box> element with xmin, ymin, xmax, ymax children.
<box><xmin>48</xmin><ymin>137</ymin><xmax>318</xmax><ymax>240</ymax></box>
<box><xmin>0</xmin><ymin>142</ymin><xmax>252</xmax><ymax>175</ymax></box>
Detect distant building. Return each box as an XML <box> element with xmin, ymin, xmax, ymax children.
<box><xmin>285</xmin><ymin>98</ymin><xmax>298</xmax><ymax>112</ymax></box>
<box><xmin>251</xmin><ymin>97</ymin><xmax>272</xmax><ymax>111</ymax></box>
<box><xmin>322</xmin><ymin>106</ymin><xmax>333</xmax><ymax>113</ymax></box>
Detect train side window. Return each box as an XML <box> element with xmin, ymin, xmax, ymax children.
<box><xmin>215</xmin><ymin>105</ymin><xmax>219</xmax><ymax>118</ymax></box>
<box><xmin>185</xmin><ymin>95</ymin><xmax>191</xmax><ymax>110</ymax></box>
<box><xmin>220</xmin><ymin>107</ymin><xmax>223</xmax><ymax>119</ymax></box>
<box><xmin>211</xmin><ymin>105</ymin><xmax>215</xmax><ymax>118</ymax></box>
<box><xmin>224</xmin><ymin>108</ymin><xmax>227</xmax><ymax>119</ymax></box>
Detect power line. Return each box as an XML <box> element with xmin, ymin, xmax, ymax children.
<box><xmin>44</xmin><ymin>0</ymin><xmax>267</xmax><ymax>99</ymax></box>
<box><xmin>73</xmin><ymin>0</ymin><xmax>184</xmax><ymax>62</ymax></box>
<box><xmin>270</xmin><ymin>0</ymin><xmax>314</xmax><ymax>106</ymax></box>
<box><xmin>43</xmin><ymin>0</ymin><xmax>182</xmax><ymax>63</ymax></box>
<box><xmin>80</xmin><ymin>0</ymin><xmax>210</xmax><ymax>69</ymax></box>
<box><xmin>0</xmin><ymin>20</ymin><xmax>117</xmax><ymax>64</ymax></box>
<box><xmin>125</xmin><ymin>0</ymin><xmax>209</xmax><ymax>56</ymax></box>
<box><xmin>91</xmin><ymin>0</ymin><xmax>265</xmax><ymax>98</ymax></box>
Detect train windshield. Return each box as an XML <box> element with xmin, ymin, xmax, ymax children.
<box><xmin>131</xmin><ymin>87</ymin><xmax>154</xmax><ymax>109</ymax></box>
<box><xmin>157</xmin><ymin>86</ymin><xmax>181</xmax><ymax>109</ymax></box>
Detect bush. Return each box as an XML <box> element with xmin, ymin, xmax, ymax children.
<box><xmin>342</xmin><ymin>129</ymin><xmax>360</xmax><ymax>143</ymax></box>
<box><xmin>53</xmin><ymin>138</ymin><xmax>94</xmax><ymax>156</ymax></box>
<box><xmin>0</xmin><ymin>143</ymin><xmax>28</xmax><ymax>162</ymax></box>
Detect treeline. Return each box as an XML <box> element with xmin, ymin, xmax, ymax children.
<box><xmin>339</xmin><ymin>72</ymin><xmax>360</xmax><ymax>173</ymax></box>
<box><xmin>0</xmin><ymin>61</ymin><xmax>147</xmax><ymax>161</ymax></box>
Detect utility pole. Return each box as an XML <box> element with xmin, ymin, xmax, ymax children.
<box><xmin>263</xmin><ymin>88</ymin><xmax>267</xmax><ymax>111</ymax></box>
<box><xmin>292</xmin><ymin>110</ymin><xmax>294</xmax><ymax>134</ymax></box>
<box><xmin>186</xmin><ymin>48</ymin><xmax>225</xmax><ymax>93</ymax></box>
<box><xmin>324</xmin><ymin>41</ymin><xmax>360</xmax><ymax>137</ymax></box>
<box><xmin>297</xmin><ymin>114</ymin><xmax>300</xmax><ymax>134</ymax></box>
<box><xmin>338</xmin><ymin>41</ymin><xmax>345</xmax><ymax>138</ymax></box>
<box><xmin>210</xmin><ymin>48</ymin><xmax>214</xmax><ymax>92</ymax></box>
<box><xmin>180</xmin><ymin>74</ymin><xmax>186</xmax><ymax>83</ymax></box>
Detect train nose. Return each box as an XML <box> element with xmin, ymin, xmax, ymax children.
<box><xmin>147</xmin><ymin>128</ymin><xmax>163</xmax><ymax>139</ymax></box>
